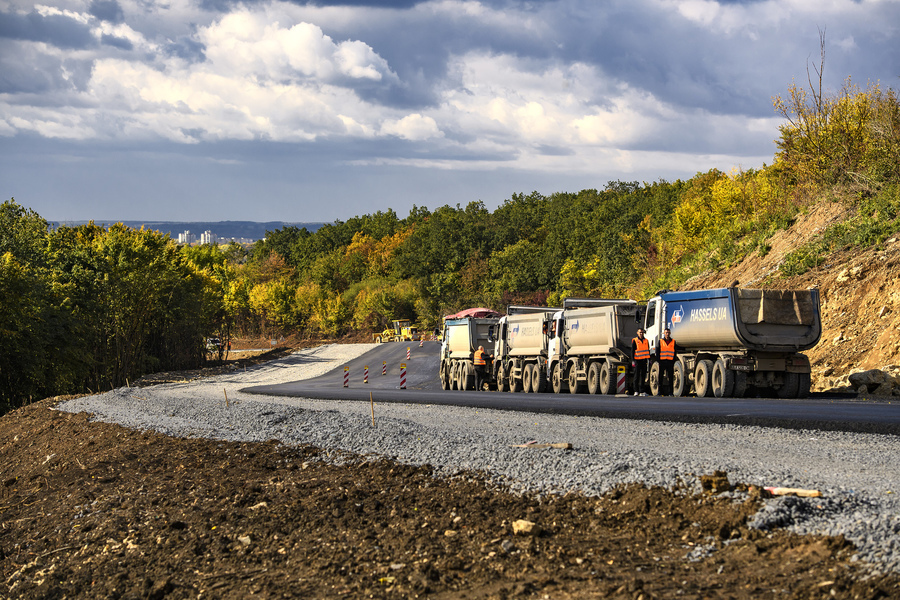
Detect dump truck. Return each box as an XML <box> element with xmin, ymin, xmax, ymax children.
<box><xmin>642</xmin><ymin>287</ymin><xmax>822</xmax><ymax>398</ymax></box>
<box><xmin>547</xmin><ymin>299</ymin><xmax>644</xmax><ymax>394</ymax></box>
<box><xmin>374</xmin><ymin>319</ymin><xmax>419</xmax><ymax>343</ymax></box>
<box><xmin>490</xmin><ymin>306</ymin><xmax>559</xmax><ymax>393</ymax></box>
<box><xmin>439</xmin><ymin>308</ymin><xmax>502</xmax><ymax>390</ymax></box>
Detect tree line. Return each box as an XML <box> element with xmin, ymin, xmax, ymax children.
<box><xmin>1</xmin><ymin>77</ymin><xmax>898</xmax><ymax>413</ymax></box>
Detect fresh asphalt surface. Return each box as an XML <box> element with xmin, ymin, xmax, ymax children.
<box><xmin>241</xmin><ymin>341</ymin><xmax>900</xmax><ymax>435</ymax></box>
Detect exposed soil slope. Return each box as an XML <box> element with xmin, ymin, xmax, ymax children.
<box><xmin>2</xmin><ymin>398</ymin><xmax>898</xmax><ymax>599</ymax></box>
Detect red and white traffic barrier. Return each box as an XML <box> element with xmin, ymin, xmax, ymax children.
<box><xmin>343</xmin><ymin>366</ymin><xmax>349</xmax><ymax>388</ymax></box>
<box><xmin>400</xmin><ymin>363</ymin><xmax>407</xmax><ymax>389</ymax></box>
<box><xmin>364</xmin><ymin>365</ymin><xmax>369</xmax><ymax>384</ymax></box>
<box><xmin>617</xmin><ymin>365</ymin><xmax>627</xmax><ymax>394</ymax></box>
<box><xmin>407</xmin><ymin>347</ymin><xmax>411</xmax><ymax>360</ymax></box>
<box><xmin>382</xmin><ymin>361</ymin><xmax>387</xmax><ymax>375</ymax></box>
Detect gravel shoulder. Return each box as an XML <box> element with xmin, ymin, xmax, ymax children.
<box><xmin>57</xmin><ymin>343</ymin><xmax>900</xmax><ymax>578</ymax></box>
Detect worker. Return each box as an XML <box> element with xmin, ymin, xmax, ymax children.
<box><xmin>473</xmin><ymin>345</ymin><xmax>491</xmax><ymax>391</ymax></box>
<box><xmin>631</xmin><ymin>328</ymin><xmax>650</xmax><ymax>396</ymax></box>
<box><xmin>656</xmin><ymin>328</ymin><xmax>678</xmax><ymax>396</ymax></box>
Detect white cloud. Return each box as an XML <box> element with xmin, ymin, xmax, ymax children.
<box><xmin>380</xmin><ymin>113</ymin><xmax>443</xmax><ymax>141</ymax></box>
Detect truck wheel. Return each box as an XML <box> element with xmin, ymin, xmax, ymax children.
<box><xmin>449</xmin><ymin>362</ymin><xmax>459</xmax><ymax>390</ymax></box>
<box><xmin>599</xmin><ymin>363</ymin><xmax>613</xmax><ymax>395</ymax></box>
<box><xmin>732</xmin><ymin>371</ymin><xmax>748</xmax><ymax>398</ymax></box>
<box><xmin>797</xmin><ymin>373</ymin><xmax>811</xmax><ymax>398</ymax></box>
<box><xmin>522</xmin><ymin>364</ymin><xmax>534</xmax><ymax>393</ymax></box>
<box><xmin>567</xmin><ymin>366</ymin><xmax>584</xmax><ymax>394</ymax></box>
<box><xmin>695</xmin><ymin>360</ymin><xmax>714</xmax><ymax>397</ymax></box>
<box><xmin>440</xmin><ymin>362</ymin><xmax>449</xmax><ymax>390</ymax></box>
<box><xmin>777</xmin><ymin>372</ymin><xmax>800</xmax><ymax>398</ymax></box>
<box><xmin>497</xmin><ymin>364</ymin><xmax>509</xmax><ymax>392</ymax></box>
<box><xmin>673</xmin><ymin>362</ymin><xmax>686</xmax><ymax>397</ymax></box>
<box><xmin>460</xmin><ymin>362</ymin><xmax>474</xmax><ymax>391</ymax></box>
<box><xmin>510</xmin><ymin>369</ymin><xmax>523</xmax><ymax>393</ymax></box>
<box><xmin>587</xmin><ymin>362</ymin><xmax>601</xmax><ymax>394</ymax></box>
<box><xmin>712</xmin><ymin>359</ymin><xmax>734</xmax><ymax>398</ymax></box>
<box><xmin>532</xmin><ymin>365</ymin><xmax>547</xmax><ymax>393</ymax></box>
<box><xmin>551</xmin><ymin>364</ymin><xmax>565</xmax><ymax>394</ymax></box>
<box><xmin>649</xmin><ymin>362</ymin><xmax>661</xmax><ymax>396</ymax></box>
<box><xmin>375</xmin><ymin>336</ymin><xmax>382</xmax><ymax>343</ymax></box>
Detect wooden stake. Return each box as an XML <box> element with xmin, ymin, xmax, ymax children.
<box><xmin>370</xmin><ymin>392</ymin><xmax>375</xmax><ymax>427</ymax></box>
<box><xmin>224</xmin><ymin>388</ymin><xmax>229</xmax><ymax>407</ymax></box>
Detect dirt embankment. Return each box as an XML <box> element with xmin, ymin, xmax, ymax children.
<box><xmin>682</xmin><ymin>200</ymin><xmax>900</xmax><ymax>392</ymax></box>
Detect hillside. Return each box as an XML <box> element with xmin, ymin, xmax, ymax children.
<box><xmin>682</xmin><ymin>199</ymin><xmax>900</xmax><ymax>393</ymax></box>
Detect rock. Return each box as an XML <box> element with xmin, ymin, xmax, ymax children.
<box><xmin>848</xmin><ymin>369</ymin><xmax>886</xmax><ymax>387</ymax></box>
<box><xmin>511</xmin><ymin>519</ymin><xmax>539</xmax><ymax>535</ymax></box>
<box><xmin>872</xmin><ymin>383</ymin><xmax>893</xmax><ymax>397</ymax></box>
<box><xmin>444</xmin><ymin>530</ymin><xmax>458</xmax><ymax>537</ymax></box>
<box><xmin>858</xmin><ymin>385</ymin><xmax>869</xmax><ymax>395</ymax></box>
<box><xmin>700</xmin><ymin>470</ymin><xmax>731</xmax><ymax>494</ymax></box>
<box><xmin>237</xmin><ymin>535</ymin><xmax>251</xmax><ymax>546</ymax></box>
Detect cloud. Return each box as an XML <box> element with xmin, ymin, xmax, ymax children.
<box><xmin>89</xmin><ymin>0</ymin><xmax>125</xmax><ymax>24</ymax></box>
<box><xmin>380</xmin><ymin>113</ymin><xmax>443</xmax><ymax>140</ymax></box>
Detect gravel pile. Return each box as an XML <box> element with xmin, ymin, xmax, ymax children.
<box><xmin>58</xmin><ymin>343</ymin><xmax>900</xmax><ymax>575</ymax></box>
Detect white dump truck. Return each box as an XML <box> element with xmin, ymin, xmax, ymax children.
<box><xmin>642</xmin><ymin>287</ymin><xmax>822</xmax><ymax>398</ymax></box>
<box><xmin>547</xmin><ymin>298</ymin><xmax>644</xmax><ymax>394</ymax></box>
<box><xmin>439</xmin><ymin>308</ymin><xmax>501</xmax><ymax>391</ymax></box>
<box><xmin>489</xmin><ymin>306</ymin><xmax>559</xmax><ymax>393</ymax></box>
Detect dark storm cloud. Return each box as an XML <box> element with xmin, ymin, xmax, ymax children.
<box><xmin>0</xmin><ymin>39</ymin><xmax>93</xmax><ymax>94</ymax></box>
<box><xmin>0</xmin><ymin>10</ymin><xmax>95</xmax><ymax>49</ymax></box>
<box><xmin>89</xmin><ymin>0</ymin><xmax>125</xmax><ymax>24</ymax></box>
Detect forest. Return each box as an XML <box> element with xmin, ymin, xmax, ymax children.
<box><xmin>2</xmin><ymin>78</ymin><xmax>899</xmax><ymax>412</ymax></box>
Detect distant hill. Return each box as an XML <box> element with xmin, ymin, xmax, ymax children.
<box><xmin>48</xmin><ymin>220</ymin><xmax>325</xmax><ymax>242</ymax></box>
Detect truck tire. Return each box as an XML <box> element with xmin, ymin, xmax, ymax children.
<box><xmin>649</xmin><ymin>362</ymin><xmax>661</xmax><ymax>396</ymax></box>
<box><xmin>522</xmin><ymin>364</ymin><xmax>534</xmax><ymax>393</ymax></box>
<box><xmin>551</xmin><ymin>364</ymin><xmax>565</xmax><ymax>394</ymax></box>
<box><xmin>732</xmin><ymin>371</ymin><xmax>748</xmax><ymax>398</ymax></box>
<box><xmin>712</xmin><ymin>359</ymin><xmax>734</xmax><ymax>398</ymax></box>
<box><xmin>777</xmin><ymin>372</ymin><xmax>800</xmax><ymax>398</ymax></box>
<box><xmin>797</xmin><ymin>372</ymin><xmax>811</xmax><ymax>398</ymax></box>
<box><xmin>567</xmin><ymin>366</ymin><xmax>584</xmax><ymax>394</ymax></box>
<box><xmin>673</xmin><ymin>362</ymin><xmax>686</xmax><ymax>397</ymax></box>
<box><xmin>497</xmin><ymin>363</ymin><xmax>509</xmax><ymax>392</ymax></box>
<box><xmin>440</xmin><ymin>362</ymin><xmax>449</xmax><ymax>390</ymax></box>
<box><xmin>599</xmin><ymin>362</ymin><xmax>613</xmax><ymax>395</ymax></box>
<box><xmin>449</xmin><ymin>362</ymin><xmax>459</xmax><ymax>390</ymax></box>
<box><xmin>695</xmin><ymin>360</ymin><xmax>714</xmax><ymax>397</ymax></box>
<box><xmin>510</xmin><ymin>369</ymin><xmax>523</xmax><ymax>393</ymax></box>
<box><xmin>532</xmin><ymin>364</ymin><xmax>547</xmax><ymax>393</ymax></box>
<box><xmin>587</xmin><ymin>362</ymin><xmax>602</xmax><ymax>395</ymax></box>
<box><xmin>375</xmin><ymin>336</ymin><xmax>383</xmax><ymax>343</ymax></box>
<box><xmin>460</xmin><ymin>362</ymin><xmax>474</xmax><ymax>391</ymax></box>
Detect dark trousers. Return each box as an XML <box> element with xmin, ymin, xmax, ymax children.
<box><xmin>633</xmin><ymin>359</ymin><xmax>648</xmax><ymax>394</ymax></box>
<box><xmin>475</xmin><ymin>365</ymin><xmax>487</xmax><ymax>391</ymax></box>
<box><xmin>658</xmin><ymin>360</ymin><xmax>675</xmax><ymax>395</ymax></box>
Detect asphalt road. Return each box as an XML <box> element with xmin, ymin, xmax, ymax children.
<box><xmin>241</xmin><ymin>341</ymin><xmax>900</xmax><ymax>435</ymax></box>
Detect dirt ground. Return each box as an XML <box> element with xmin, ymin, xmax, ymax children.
<box><xmin>1</xmin><ymin>395</ymin><xmax>899</xmax><ymax>599</ymax></box>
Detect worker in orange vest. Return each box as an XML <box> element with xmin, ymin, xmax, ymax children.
<box><xmin>656</xmin><ymin>328</ymin><xmax>679</xmax><ymax>396</ymax></box>
<box><xmin>631</xmin><ymin>328</ymin><xmax>650</xmax><ymax>396</ymax></box>
<box><xmin>473</xmin><ymin>345</ymin><xmax>492</xmax><ymax>391</ymax></box>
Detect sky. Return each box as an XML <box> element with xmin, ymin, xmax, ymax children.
<box><xmin>1</xmin><ymin>0</ymin><xmax>898</xmax><ymax>223</ymax></box>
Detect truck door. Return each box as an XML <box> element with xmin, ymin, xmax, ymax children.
<box><xmin>644</xmin><ymin>299</ymin><xmax>661</xmax><ymax>358</ymax></box>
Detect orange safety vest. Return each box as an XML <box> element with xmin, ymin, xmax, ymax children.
<box><xmin>659</xmin><ymin>338</ymin><xmax>675</xmax><ymax>361</ymax></box>
<box><xmin>633</xmin><ymin>337</ymin><xmax>650</xmax><ymax>360</ymax></box>
<box><xmin>474</xmin><ymin>349</ymin><xmax>486</xmax><ymax>366</ymax></box>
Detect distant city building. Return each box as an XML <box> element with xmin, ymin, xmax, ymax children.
<box><xmin>177</xmin><ymin>230</ymin><xmax>196</xmax><ymax>244</ymax></box>
<box><xmin>200</xmin><ymin>230</ymin><xmax>218</xmax><ymax>245</ymax></box>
